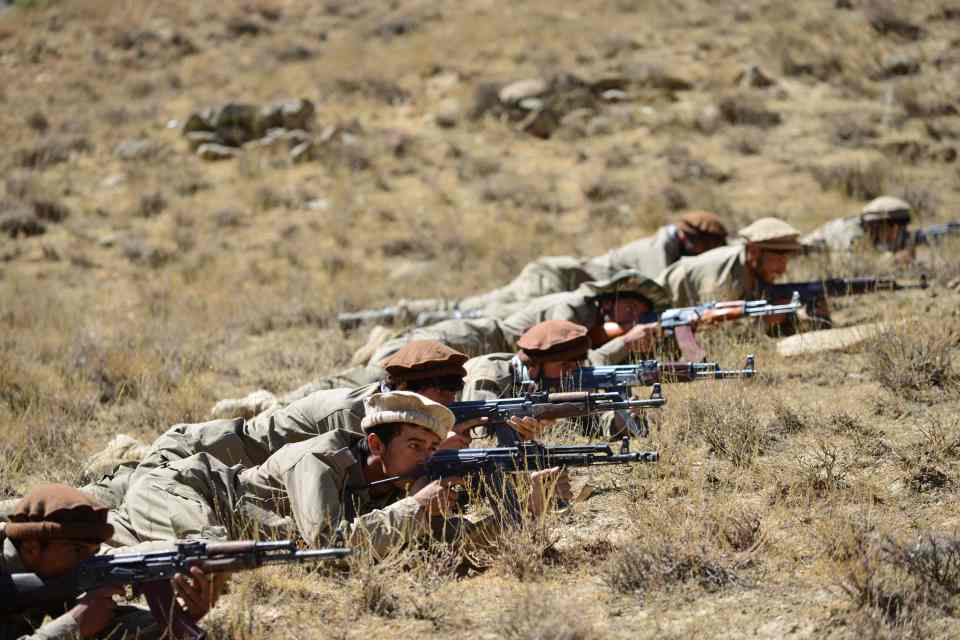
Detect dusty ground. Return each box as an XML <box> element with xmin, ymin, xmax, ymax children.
<box><xmin>2</xmin><ymin>0</ymin><xmax>960</xmax><ymax>637</ymax></box>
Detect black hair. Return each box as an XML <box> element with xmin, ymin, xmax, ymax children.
<box><xmin>356</xmin><ymin>423</ymin><xmax>403</xmax><ymax>455</ymax></box>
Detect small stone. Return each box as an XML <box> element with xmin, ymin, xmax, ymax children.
<box><xmin>877</xmin><ymin>54</ymin><xmax>920</xmax><ymax>78</ymax></box>
<box><xmin>434</xmin><ymin>98</ymin><xmax>461</xmax><ymax>128</ymax></box>
<box><xmin>499</xmin><ymin>78</ymin><xmax>549</xmax><ymax>105</ymax></box>
<box><xmin>518</xmin><ymin>97</ymin><xmax>544</xmax><ymax>111</ymax></box>
<box><xmin>197</xmin><ymin>143</ymin><xmax>239</xmax><ymax>161</ymax></box>
<box><xmin>601</xmin><ymin>89</ymin><xmax>628</xmax><ymax>102</ymax></box>
<box><xmin>114</xmin><ymin>138</ymin><xmax>159</xmax><ymax>161</ymax></box>
<box><xmin>305</xmin><ymin>198</ymin><xmax>330</xmax><ymax>211</ymax></box>
<box><xmin>185</xmin><ymin>131</ymin><xmax>219</xmax><ymax>151</ymax></box>
<box><xmin>736</xmin><ymin>65</ymin><xmax>776</xmax><ymax>88</ymax></box>
<box><xmin>696</xmin><ymin>104</ymin><xmax>721</xmax><ymax>134</ymax></box>
<box><xmin>101</xmin><ymin>174</ymin><xmax>127</xmax><ymax>189</ymax></box>
<box><xmin>290</xmin><ymin>141</ymin><xmax>313</xmax><ymax>163</ymax></box>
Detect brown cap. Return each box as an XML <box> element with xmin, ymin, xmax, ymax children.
<box><xmin>517</xmin><ymin>320</ymin><xmax>590</xmax><ymax>363</ymax></box>
<box><xmin>361</xmin><ymin>391</ymin><xmax>454</xmax><ymax>438</ymax></box>
<box><xmin>675</xmin><ymin>211</ymin><xmax>728</xmax><ymax>238</ymax></box>
<box><xmin>737</xmin><ymin>217</ymin><xmax>801</xmax><ymax>252</ymax></box>
<box><xmin>380</xmin><ymin>340</ymin><xmax>468</xmax><ymax>381</ymax></box>
<box><xmin>6</xmin><ymin>483</ymin><xmax>114</xmax><ymax>543</ymax></box>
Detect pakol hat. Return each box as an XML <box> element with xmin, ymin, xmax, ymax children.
<box><xmin>6</xmin><ymin>483</ymin><xmax>114</xmax><ymax>544</ymax></box>
<box><xmin>737</xmin><ymin>217</ymin><xmax>801</xmax><ymax>252</ymax></box>
<box><xmin>360</xmin><ymin>391</ymin><xmax>454</xmax><ymax>438</ymax></box>
<box><xmin>580</xmin><ymin>270</ymin><xmax>672</xmax><ymax>312</ymax></box>
<box><xmin>380</xmin><ymin>340</ymin><xmax>468</xmax><ymax>381</ymax></box>
<box><xmin>517</xmin><ymin>320</ymin><xmax>591</xmax><ymax>363</ymax></box>
<box><xmin>675</xmin><ymin>211</ymin><xmax>728</xmax><ymax>239</ymax></box>
<box><xmin>861</xmin><ymin>195</ymin><xmax>912</xmax><ymax>224</ymax></box>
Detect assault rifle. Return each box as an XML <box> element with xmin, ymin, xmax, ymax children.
<box><xmin>368</xmin><ymin>438</ymin><xmax>657</xmax><ymax>522</ymax></box>
<box><xmin>541</xmin><ymin>355</ymin><xmax>756</xmax><ymax>394</ymax></box>
<box><xmin>0</xmin><ymin>540</ymin><xmax>351</xmax><ymax>640</ymax></box>
<box><xmin>449</xmin><ymin>386</ymin><xmax>666</xmax><ymax>443</ymax></box>
<box><xmin>656</xmin><ymin>295</ymin><xmax>801</xmax><ymax>361</ymax></box>
<box><xmin>911</xmin><ymin>221</ymin><xmax>960</xmax><ymax>246</ymax></box>
<box><xmin>337</xmin><ymin>299</ymin><xmax>460</xmax><ymax>331</ymax></box>
<box><xmin>759</xmin><ymin>275</ymin><xmax>928</xmax><ymax>318</ymax></box>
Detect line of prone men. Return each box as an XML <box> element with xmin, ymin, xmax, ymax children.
<box><xmin>1</xmin><ymin>195</ymin><xmax>929</xmax><ymax>639</ymax></box>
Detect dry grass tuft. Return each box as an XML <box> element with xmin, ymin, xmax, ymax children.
<box><xmin>603</xmin><ymin>542</ymin><xmax>741</xmax><ymax>598</ymax></box>
<box><xmin>866</xmin><ymin>322</ymin><xmax>959</xmax><ymax>402</ymax></box>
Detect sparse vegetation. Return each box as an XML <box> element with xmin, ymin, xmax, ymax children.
<box><xmin>2</xmin><ymin>0</ymin><xmax>960</xmax><ymax>637</ymax></box>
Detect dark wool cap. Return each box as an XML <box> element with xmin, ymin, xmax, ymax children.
<box><xmin>517</xmin><ymin>320</ymin><xmax>591</xmax><ymax>363</ymax></box>
<box><xmin>6</xmin><ymin>483</ymin><xmax>114</xmax><ymax>543</ymax></box>
<box><xmin>380</xmin><ymin>340</ymin><xmax>468</xmax><ymax>381</ymax></box>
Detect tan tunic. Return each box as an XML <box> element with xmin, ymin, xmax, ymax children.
<box><xmin>800</xmin><ymin>216</ymin><xmax>864</xmax><ymax>252</ymax></box>
<box><xmin>113</xmin><ymin>430</ymin><xmax>425</xmax><ymax>558</ymax></box>
<box><xmin>365</xmin><ymin>288</ymin><xmax>629</xmax><ymax>367</ymax></box>
<box><xmin>436</xmin><ymin>227</ymin><xmax>681</xmax><ymax>311</ymax></box>
<box><xmin>585</xmin><ymin>226</ymin><xmax>682</xmax><ymax>281</ymax></box>
<box><xmin>86</xmin><ymin>384</ymin><xmax>381</xmax><ymax>512</ymax></box>
<box><xmin>656</xmin><ymin>244</ymin><xmax>753</xmax><ymax>307</ymax></box>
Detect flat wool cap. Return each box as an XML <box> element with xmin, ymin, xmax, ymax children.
<box><xmin>737</xmin><ymin>217</ymin><xmax>801</xmax><ymax>251</ymax></box>
<box><xmin>861</xmin><ymin>195</ymin><xmax>912</xmax><ymax>224</ymax></box>
<box><xmin>580</xmin><ymin>270</ymin><xmax>672</xmax><ymax>312</ymax></box>
<box><xmin>360</xmin><ymin>391</ymin><xmax>454</xmax><ymax>438</ymax></box>
<box><xmin>6</xmin><ymin>483</ymin><xmax>114</xmax><ymax>543</ymax></box>
<box><xmin>380</xmin><ymin>340</ymin><xmax>468</xmax><ymax>381</ymax></box>
<box><xmin>517</xmin><ymin>320</ymin><xmax>591</xmax><ymax>363</ymax></box>
<box><xmin>675</xmin><ymin>210</ymin><xmax>728</xmax><ymax>238</ymax></box>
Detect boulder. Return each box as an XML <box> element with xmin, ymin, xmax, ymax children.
<box><xmin>197</xmin><ymin>143</ymin><xmax>240</xmax><ymax>161</ymax></box>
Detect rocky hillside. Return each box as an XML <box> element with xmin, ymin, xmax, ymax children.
<box><xmin>2</xmin><ymin>1</ymin><xmax>960</xmax><ymax>638</ymax></box>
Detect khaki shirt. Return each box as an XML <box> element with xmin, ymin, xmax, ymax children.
<box><xmin>367</xmin><ymin>318</ymin><xmax>513</xmax><ymax>366</ymax></box>
<box><xmin>1</xmin><ymin>534</ymin><xmax>82</xmax><ymax>640</ymax></box>
<box><xmin>586</xmin><ymin>226</ymin><xmax>683</xmax><ymax>281</ymax></box>
<box><xmin>237</xmin><ymin>430</ymin><xmax>423</xmax><ymax>557</ymax></box>
<box><xmin>460</xmin><ymin>354</ymin><xmax>527</xmax><ymax>402</ymax></box>
<box><xmin>801</xmin><ymin>216</ymin><xmax>864</xmax><ymax>252</ymax></box>
<box><xmin>656</xmin><ymin>244</ymin><xmax>753</xmax><ymax>307</ymax></box>
<box><xmin>136</xmin><ymin>383</ymin><xmax>381</xmax><ymax>477</ymax></box>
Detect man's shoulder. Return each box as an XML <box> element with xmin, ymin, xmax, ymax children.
<box><xmin>670</xmin><ymin>243</ymin><xmax>742</xmax><ymax>272</ymax></box>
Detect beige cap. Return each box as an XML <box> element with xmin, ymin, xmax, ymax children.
<box><xmin>861</xmin><ymin>195</ymin><xmax>912</xmax><ymax>224</ymax></box>
<box><xmin>360</xmin><ymin>391</ymin><xmax>454</xmax><ymax>438</ymax></box>
<box><xmin>737</xmin><ymin>217</ymin><xmax>801</xmax><ymax>251</ymax></box>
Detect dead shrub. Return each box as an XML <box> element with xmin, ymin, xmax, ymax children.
<box><xmin>496</xmin><ymin>588</ymin><xmax>595</xmax><ymax>640</ymax></box>
<box><xmin>603</xmin><ymin>542</ymin><xmax>740</xmax><ymax>597</ymax></box>
<box><xmin>840</xmin><ymin>535</ymin><xmax>960</xmax><ymax>633</ymax></box>
<box><xmin>682</xmin><ymin>391</ymin><xmax>769</xmax><ymax>467</ymax></box>
<box><xmin>865</xmin><ymin>1</ymin><xmax>925</xmax><ymax>40</ymax></box>
<box><xmin>810</xmin><ymin>160</ymin><xmax>890</xmax><ymax>199</ymax></box>
<box><xmin>717</xmin><ymin>94</ymin><xmax>782</xmax><ymax>128</ymax></box>
<box><xmin>866</xmin><ymin>324</ymin><xmax>958</xmax><ymax>401</ymax></box>
<box><xmin>895</xmin><ymin>416</ymin><xmax>960</xmax><ymax>493</ymax></box>
<box><xmin>15</xmin><ymin>137</ymin><xmax>92</xmax><ymax>170</ymax></box>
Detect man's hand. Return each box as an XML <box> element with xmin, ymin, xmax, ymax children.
<box><xmin>173</xmin><ymin>566</ymin><xmax>228</xmax><ymax>621</ymax></box>
<box><xmin>527</xmin><ymin>467</ymin><xmax>573</xmax><ymax>516</ymax></box>
<box><xmin>411</xmin><ymin>477</ymin><xmax>463</xmax><ymax>518</ymax></box>
<box><xmin>507</xmin><ymin>416</ymin><xmax>553</xmax><ymax>441</ymax></box>
<box><xmin>439</xmin><ymin>417</ymin><xmax>488</xmax><ymax>450</ymax></box>
<box><xmin>71</xmin><ymin>586</ymin><xmax>122</xmax><ymax>638</ymax></box>
<box><xmin>622</xmin><ymin>322</ymin><xmax>658</xmax><ymax>352</ymax></box>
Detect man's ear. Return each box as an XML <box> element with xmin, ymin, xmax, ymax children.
<box><xmin>744</xmin><ymin>243</ymin><xmax>761</xmax><ymax>267</ymax></box>
<box><xmin>367</xmin><ymin>433</ymin><xmax>386</xmax><ymax>457</ymax></box>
